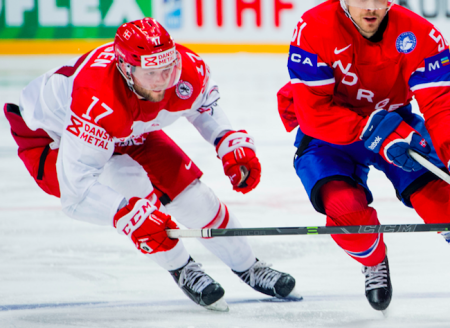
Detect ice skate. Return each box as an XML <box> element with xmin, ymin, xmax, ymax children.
<box><xmin>233</xmin><ymin>259</ymin><xmax>301</xmax><ymax>299</ymax></box>
<box><xmin>362</xmin><ymin>255</ymin><xmax>392</xmax><ymax>311</ymax></box>
<box><xmin>170</xmin><ymin>257</ymin><xmax>228</xmax><ymax>312</ymax></box>
<box><xmin>441</xmin><ymin>231</ymin><xmax>450</xmax><ymax>243</ymax></box>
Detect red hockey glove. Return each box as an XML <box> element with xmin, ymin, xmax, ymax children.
<box><xmin>216</xmin><ymin>130</ymin><xmax>261</xmax><ymax>194</ymax></box>
<box><xmin>361</xmin><ymin>110</ymin><xmax>431</xmax><ymax>172</ymax></box>
<box><xmin>114</xmin><ymin>197</ymin><xmax>179</xmax><ymax>254</ymax></box>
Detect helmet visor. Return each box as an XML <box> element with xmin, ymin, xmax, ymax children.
<box><xmin>132</xmin><ymin>51</ymin><xmax>181</xmax><ymax>91</ymax></box>
<box><xmin>344</xmin><ymin>0</ymin><xmax>393</xmax><ymax>10</ymax></box>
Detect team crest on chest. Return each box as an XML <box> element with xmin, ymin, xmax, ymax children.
<box><xmin>176</xmin><ymin>81</ymin><xmax>193</xmax><ymax>100</ymax></box>
<box><xmin>396</xmin><ymin>32</ymin><xmax>417</xmax><ymax>54</ymax></box>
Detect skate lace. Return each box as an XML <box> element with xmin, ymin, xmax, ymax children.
<box><xmin>240</xmin><ymin>261</ymin><xmax>281</xmax><ymax>290</ymax></box>
<box><xmin>178</xmin><ymin>262</ymin><xmax>213</xmax><ymax>293</ymax></box>
<box><xmin>362</xmin><ymin>261</ymin><xmax>388</xmax><ymax>291</ymax></box>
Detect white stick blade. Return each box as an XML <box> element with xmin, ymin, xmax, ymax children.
<box><xmin>166</xmin><ymin>229</ymin><xmax>203</xmax><ymax>238</ymax></box>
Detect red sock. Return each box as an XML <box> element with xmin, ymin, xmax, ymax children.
<box><xmin>321</xmin><ymin>181</ymin><xmax>386</xmax><ymax>266</ymax></box>
<box><xmin>411</xmin><ymin>180</ymin><xmax>450</xmax><ymax>223</ymax></box>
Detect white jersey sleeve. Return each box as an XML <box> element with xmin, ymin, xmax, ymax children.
<box><xmin>19</xmin><ymin>66</ymin><xmax>74</xmax><ymax>150</ymax></box>
<box><xmin>57</xmin><ymin>113</ymin><xmax>126</xmax><ymax>226</ymax></box>
<box><xmin>184</xmin><ymin>77</ymin><xmax>233</xmax><ymax>145</ymax></box>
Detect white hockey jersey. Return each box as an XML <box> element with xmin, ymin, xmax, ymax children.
<box><xmin>19</xmin><ymin>42</ymin><xmax>232</xmax><ymax>226</ymax></box>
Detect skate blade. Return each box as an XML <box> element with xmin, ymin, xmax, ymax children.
<box><xmin>273</xmin><ymin>287</ymin><xmax>303</xmax><ymax>301</ymax></box>
<box><xmin>205</xmin><ymin>297</ymin><xmax>229</xmax><ymax>312</ymax></box>
<box><xmin>285</xmin><ymin>287</ymin><xmax>303</xmax><ymax>300</ymax></box>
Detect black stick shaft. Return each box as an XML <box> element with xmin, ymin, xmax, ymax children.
<box><xmin>208</xmin><ymin>223</ymin><xmax>450</xmax><ymax>237</ymax></box>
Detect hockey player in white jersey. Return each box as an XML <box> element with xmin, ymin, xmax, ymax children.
<box><xmin>3</xmin><ymin>18</ymin><xmax>299</xmax><ymax>311</ymax></box>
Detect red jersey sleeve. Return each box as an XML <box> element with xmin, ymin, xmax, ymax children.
<box><xmin>286</xmin><ymin>15</ymin><xmax>368</xmax><ymax>144</ymax></box>
<box><xmin>409</xmin><ymin>26</ymin><xmax>450</xmax><ymax>167</ymax></box>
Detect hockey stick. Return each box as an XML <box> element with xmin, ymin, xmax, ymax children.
<box><xmin>167</xmin><ymin>151</ymin><xmax>450</xmax><ymax>239</ymax></box>
<box><xmin>167</xmin><ymin>223</ymin><xmax>450</xmax><ymax>238</ymax></box>
<box><xmin>408</xmin><ymin>149</ymin><xmax>450</xmax><ymax>185</ymax></box>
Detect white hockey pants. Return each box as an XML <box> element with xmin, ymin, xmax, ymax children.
<box><xmin>99</xmin><ymin>154</ymin><xmax>255</xmax><ymax>272</ymax></box>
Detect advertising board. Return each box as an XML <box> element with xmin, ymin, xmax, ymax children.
<box><xmin>1</xmin><ymin>0</ymin><xmax>450</xmax><ymax>54</ymax></box>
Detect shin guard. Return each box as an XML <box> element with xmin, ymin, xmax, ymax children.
<box><xmin>321</xmin><ymin>181</ymin><xmax>386</xmax><ymax>266</ymax></box>
<box><xmin>166</xmin><ymin>180</ymin><xmax>256</xmax><ymax>272</ymax></box>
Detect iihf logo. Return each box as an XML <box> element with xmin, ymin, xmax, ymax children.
<box><xmin>396</xmin><ymin>32</ymin><xmax>417</xmax><ymax>54</ymax></box>
<box><xmin>176</xmin><ymin>81</ymin><xmax>193</xmax><ymax>100</ymax></box>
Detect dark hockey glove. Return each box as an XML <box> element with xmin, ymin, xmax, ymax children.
<box><xmin>361</xmin><ymin>109</ymin><xmax>431</xmax><ymax>172</ymax></box>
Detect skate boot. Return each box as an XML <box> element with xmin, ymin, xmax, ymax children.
<box><xmin>169</xmin><ymin>257</ymin><xmax>228</xmax><ymax>312</ymax></box>
<box><xmin>362</xmin><ymin>255</ymin><xmax>392</xmax><ymax>311</ymax></box>
<box><xmin>232</xmin><ymin>259</ymin><xmax>300</xmax><ymax>299</ymax></box>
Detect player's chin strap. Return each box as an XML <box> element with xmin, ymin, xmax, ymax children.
<box><xmin>116</xmin><ymin>61</ymin><xmax>150</xmax><ymax>99</ymax></box>
<box><xmin>339</xmin><ymin>0</ymin><xmax>395</xmax><ymax>34</ymax></box>
<box><xmin>116</xmin><ymin>60</ymin><xmax>136</xmax><ymax>91</ymax></box>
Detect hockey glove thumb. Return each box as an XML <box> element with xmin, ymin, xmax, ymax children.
<box><xmin>114</xmin><ymin>197</ymin><xmax>179</xmax><ymax>254</ymax></box>
<box><xmin>384</xmin><ymin>132</ymin><xmax>431</xmax><ymax>172</ymax></box>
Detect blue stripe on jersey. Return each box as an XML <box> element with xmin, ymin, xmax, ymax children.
<box><xmin>425</xmin><ymin>48</ymin><xmax>450</xmax><ymax>78</ymax></box>
<box><xmin>288</xmin><ymin>45</ymin><xmax>318</xmax><ymax>74</ymax></box>
<box><xmin>410</xmin><ymin>49</ymin><xmax>450</xmax><ymax>90</ymax></box>
<box><xmin>345</xmin><ymin>234</ymin><xmax>380</xmax><ymax>258</ymax></box>
<box><xmin>409</xmin><ymin>69</ymin><xmax>450</xmax><ymax>91</ymax></box>
<box><xmin>288</xmin><ymin>46</ymin><xmax>334</xmax><ymax>83</ymax></box>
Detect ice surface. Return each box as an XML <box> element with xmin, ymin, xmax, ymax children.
<box><xmin>0</xmin><ymin>54</ymin><xmax>449</xmax><ymax>328</ymax></box>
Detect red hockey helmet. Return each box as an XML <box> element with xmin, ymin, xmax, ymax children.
<box><xmin>114</xmin><ymin>18</ymin><xmax>181</xmax><ymax>92</ymax></box>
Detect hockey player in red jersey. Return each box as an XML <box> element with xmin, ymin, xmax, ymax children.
<box><xmin>4</xmin><ymin>18</ymin><xmax>299</xmax><ymax>311</ymax></box>
<box><xmin>278</xmin><ymin>0</ymin><xmax>450</xmax><ymax>311</ymax></box>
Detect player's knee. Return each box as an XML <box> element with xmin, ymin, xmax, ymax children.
<box><xmin>326</xmin><ymin>207</ymin><xmax>378</xmax><ymax>227</ymax></box>
<box><xmin>321</xmin><ymin>180</ymin><xmax>378</xmax><ymax>227</ymax></box>
<box><xmin>411</xmin><ymin>180</ymin><xmax>450</xmax><ymax>223</ymax></box>
<box><xmin>166</xmin><ymin>179</ymin><xmax>222</xmax><ymax>228</ymax></box>
<box><xmin>320</xmin><ymin>180</ymin><xmax>369</xmax><ymax>219</ymax></box>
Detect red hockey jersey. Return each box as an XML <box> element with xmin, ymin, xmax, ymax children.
<box><xmin>280</xmin><ymin>0</ymin><xmax>450</xmax><ymax>167</ymax></box>
<box><xmin>66</xmin><ymin>43</ymin><xmax>212</xmax><ymax>145</ymax></box>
